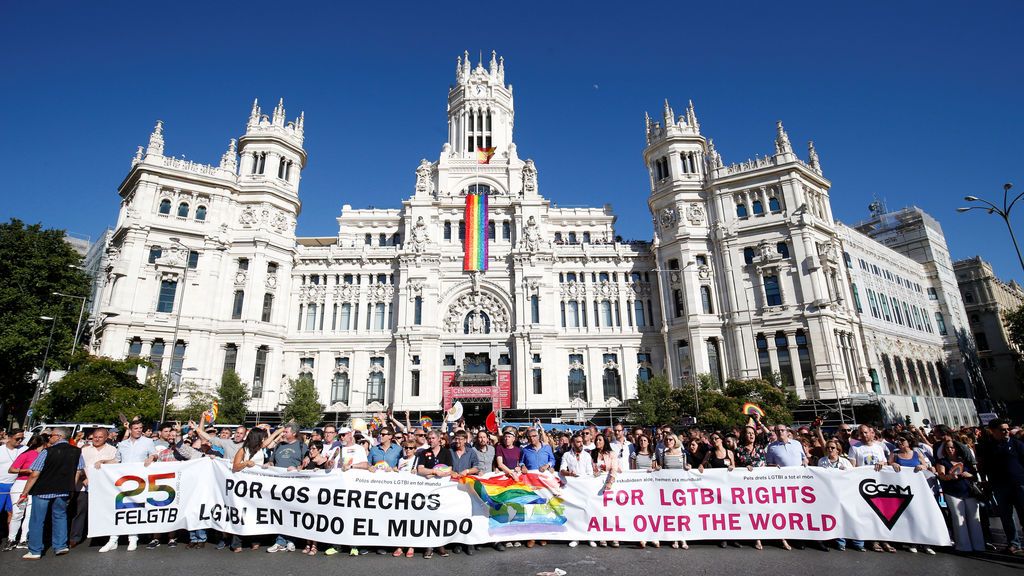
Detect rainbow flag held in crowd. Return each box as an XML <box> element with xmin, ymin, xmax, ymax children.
<box><xmin>202</xmin><ymin>400</ymin><xmax>219</xmax><ymax>425</ymax></box>
<box><xmin>463</xmin><ymin>191</ymin><xmax>488</xmax><ymax>271</ymax></box>
<box><xmin>461</xmin><ymin>472</ymin><xmax>567</xmax><ymax>535</ymax></box>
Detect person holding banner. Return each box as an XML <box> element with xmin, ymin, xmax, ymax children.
<box><xmin>6</xmin><ymin>431</ymin><xmax>40</xmax><ymax>551</ymax></box>
<box><xmin>415</xmin><ymin>430</ymin><xmax>453</xmax><ymax>558</ymax></box>
<box><xmin>111</xmin><ymin>420</ymin><xmax>156</xmax><ymax>552</ymax></box>
<box><xmin>590</xmin><ymin>433</ymin><xmax>621</xmax><ymax>548</ymax></box>
<box><xmin>765</xmin><ymin>424</ymin><xmax>808</xmax><ymax>551</ymax></box>
<box><xmin>266</xmin><ymin>423</ymin><xmax>306</xmax><ymax>554</ymax></box>
<box><xmin>560</xmin><ymin>432</ymin><xmax>596</xmax><ymax>549</ymax></box>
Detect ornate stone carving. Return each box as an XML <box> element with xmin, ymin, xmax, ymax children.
<box><xmin>234</xmin><ymin>271</ymin><xmax>247</xmax><ymax>286</ymax></box>
<box><xmin>594</xmin><ymin>280</ymin><xmax>619</xmax><ymax>300</ymax></box>
<box><xmin>443</xmin><ymin>292</ymin><xmax>510</xmax><ymax>334</ymax></box>
<box><xmin>415</xmin><ymin>159</ymin><xmax>435</xmax><ymax>196</ymax></box>
<box><xmin>367</xmin><ymin>282</ymin><xmax>395</xmax><ymax>302</ymax></box>
<box><xmin>299</xmin><ymin>283</ymin><xmax>326</xmax><ymax>303</ymax></box>
<box><xmin>522</xmin><ymin>159</ymin><xmax>537</xmax><ymax>194</ymax></box>
<box><xmin>332</xmin><ymin>283</ymin><xmax>360</xmax><ymax>302</ymax></box>
<box><xmin>408</xmin><ymin>216</ymin><xmax>430</xmax><ymax>253</ymax></box>
<box><xmin>697</xmin><ymin>264</ymin><xmax>712</xmax><ymax>281</ymax></box>
<box><xmin>265</xmin><ymin>274</ymin><xmax>278</xmax><ymax>289</ymax></box>
<box><xmin>271</xmin><ymin>210</ymin><xmax>291</xmax><ymax>233</ymax></box>
<box><xmin>408</xmin><ymin>280</ymin><xmax>424</xmax><ymax>300</ymax></box>
<box><xmin>239</xmin><ymin>206</ymin><xmax>257</xmax><ymax>227</ymax></box>
<box><xmin>686</xmin><ymin>203</ymin><xmax>705</xmax><ymax>226</ymax></box>
<box><xmin>628</xmin><ymin>281</ymin><xmax>651</xmax><ymax>298</ymax></box>
<box><xmin>659</xmin><ymin>206</ymin><xmax>678</xmax><ymax>229</ymax></box>
<box><xmin>560</xmin><ymin>281</ymin><xmax>587</xmax><ymax>300</ymax></box>
<box><xmin>521</xmin><ymin>215</ymin><xmax>543</xmax><ymax>252</ymax></box>
<box><xmin>755</xmin><ymin>240</ymin><xmax>780</xmax><ymax>265</ymax></box>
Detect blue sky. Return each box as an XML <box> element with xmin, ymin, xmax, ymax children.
<box><xmin>3</xmin><ymin>2</ymin><xmax>1022</xmax><ymax>281</ymax></box>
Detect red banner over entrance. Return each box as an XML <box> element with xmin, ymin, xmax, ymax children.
<box><xmin>442</xmin><ymin>369</ymin><xmax>511</xmax><ymax>410</ymax></box>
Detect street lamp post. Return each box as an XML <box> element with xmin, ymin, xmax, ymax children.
<box><xmin>27</xmin><ymin>316</ymin><xmax>58</xmax><ymax>427</ymax></box>
<box><xmin>160</xmin><ymin>238</ymin><xmax>192</xmax><ymax>423</ymax></box>
<box><xmin>958</xmin><ymin>183</ymin><xmax>1024</xmax><ymax>275</ymax></box>
<box><xmin>53</xmin><ymin>291</ymin><xmax>87</xmax><ymax>361</ymax></box>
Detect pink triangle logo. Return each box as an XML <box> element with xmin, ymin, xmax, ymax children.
<box><xmin>859</xmin><ymin>479</ymin><xmax>913</xmax><ymax>530</ymax></box>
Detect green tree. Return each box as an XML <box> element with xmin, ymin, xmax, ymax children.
<box><xmin>217</xmin><ymin>370</ymin><xmax>250</xmax><ymax>424</ymax></box>
<box><xmin>672</xmin><ymin>377</ymin><xmax>797</xmax><ymax>430</ymax></box>
<box><xmin>0</xmin><ymin>219</ymin><xmax>91</xmax><ymax>424</ymax></box>
<box><xmin>630</xmin><ymin>374</ymin><xmax>679</xmax><ymax>426</ymax></box>
<box><xmin>1004</xmin><ymin>303</ymin><xmax>1024</xmax><ymax>351</ymax></box>
<box><xmin>281</xmin><ymin>378</ymin><xmax>322</xmax><ymax>427</ymax></box>
<box><xmin>36</xmin><ymin>356</ymin><xmax>159</xmax><ymax>424</ymax></box>
<box><xmin>169</xmin><ymin>382</ymin><xmax>216</xmax><ymax>423</ymax></box>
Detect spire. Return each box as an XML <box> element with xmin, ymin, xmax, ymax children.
<box><xmin>272</xmin><ymin>98</ymin><xmax>285</xmax><ymax>126</ymax></box>
<box><xmin>686</xmin><ymin>99</ymin><xmax>700</xmax><ymax>132</ymax></box>
<box><xmin>489</xmin><ymin>50</ymin><xmax>497</xmax><ymax>76</ymax></box>
<box><xmin>663</xmin><ymin>99</ymin><xmax>675</xmax><ymax>126</ymax></box>
<box><xmin>807</xmin><ymin>140</ymin><xmax>821</xmax><ymax>174</ymax></box>
<box><xmin>462</xmin><ymin>50</ymin><xmax>471</xmax><ymax>78</ymax></box>
<box><xmin>297</xmin><ymin>111</ymin><xmax>305</xmax><ymax>132</ymax></box>
<box><xmin>456</xmin><ymin>54</ymin><xmax>463</xmax><ymax>82</ymax></box>
<box><xmin>133</xmin><ymin>145</ymin><xmax>144</xmax><ymax>166</ymax></box>
<box><xmin>497</xmin><ymin>56</ymin><xmax>505</xmax><ymax>83</ymax></box>
<box><xmin>775</xmin><ymin>120</ymin><xmax>793</xmax><ymax>155</ymax></box>
<box><xmin>249</xmin><ymin>98</ymin><xmax>260</xmax><ymax>126</ymax></box>
<box><xmin>707</xmin><ymin>138</ymin><xmax>722</xmax><ymax>168</ymax></box>
<box><xmin>146</xmin><ymin>120</ymin><xmax>164</xmax><ymax>156</ymax></box>
<box><xmin>220</xmin><ymin>138</ymin><xmax>238</xmax><ymax>171</ymax></box>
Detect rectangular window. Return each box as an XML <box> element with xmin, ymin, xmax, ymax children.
<box><xmin>374</xmin><ymin>302</ymin><xmax>386</xmax><ymax>330</ymax></box>
<box><xmin>127</xmin><ymin>338</ymin><xmax>143</xmax><ymax>359</ymax></box>
<box><xmin>157</xmin><ymin>280</ymin><xmax>177</xmax><ymax>313</ymax></box>
<box><xmin>502</xmin><ymin>221</ymin><xmax>511</xmax><ymax>241</ymax></box>
<box><xmin>601</xmin><ymin>300</ymin><xmax>613</xmax><ymax>326</ymax></box>
<box><xmin>148</xmin><ymin>247</ymin><xmax>162</xmax><ymax>264</ymax></box>
<box><xmin>223</xmin><ymin>344</ymin><xmax>238</xmax><ymax>375</ymax></box>
<box><xmin>673</xmin><ymin>289</ymin><xmax>683</xmax><ymax>318</ymax></box>
<box><xmin>148</xmin><ymin>340</ymin><xmax>165</xmax><ymax>380</ymax></box>
<box><xmin>634</xmin><ymin>300</ymin><xmax>646</xmax><ymax>327</ymax></box>
<box><xmin>927</xmin><ymin>287</ymin><xmax>938</xmax><ymax>300</ymax></box>
<box><xmin>231</xmin><ymin>290</ymin><xmax>245</xmax><ymax>319</ymax></box>
<box><xmin>567</xmin><ymin>301</ymin><xmax>580</xmax><ymax>328</ymax></box>
<box><xmin>975</xmin><ymin>331</ymin><xmax>990</xmax><ymax>351</ymax></box>
<box><xmin>252</xmin><ymin>346</ymin><xmax>268</xmax><ymax>398</ymax></box>
<box><xmin>305</xmin><ymin>302</ymin><xmax>318</xmax><ymax>330</ymax></box>
<box><xmin>532</xmin><ymin>368</ymin><xmax>543</xmax><ymax>394</ymax></box>
<box><xmin>332</xmin><ymin>362</ymin><xmax>349</xmax><ymax>404</ymax></box>
<box><xmin>238</xmin><ymin>258</ymin><xmax>249</xmax><ymax>271</ymax></box>
<box><xmin>531</xmin><ymin>295</ymin><xmax>540</xmax><ymax>324</ymax></box>
<box><xmin>764</xmin><ymin>276</ymin><xmax>782</xmax><ymax>306</ymax></box>
<box><xmin>299</xmin><ymin>357</ymin><xmax>315</xmax><ymax>385</ymax></box>
<box><xmin>339</xmin><ymin>303</ymin><xmax>352</xmax><ymax>331</ymax></box>
<box><xmin>261</xmin><ymin>293</ymin><xmax>274</xmax><ymax>322</ymax></box>
<box><xmin>443</xmin><ymin>222</ymin><xmax>452</xmax><ymax>241</ymax></box>
<box><xmin>187</xmin><ymin>251</ymin><xmax>199</xmax><ymax>269</ymax></box>
<box><xmin>170</xmin><ymin>341</ymin><xmax>185</xmax><ymax>380</ymax></box>
<box><xmin>410</xmin><ymin>371</ymin><xmax>421</xmax><ymax>397</ymax></box>
<box><xmin>414</xmin><ymin>297</ymin><xmax>423</xmax><ymax>325</ymax></box>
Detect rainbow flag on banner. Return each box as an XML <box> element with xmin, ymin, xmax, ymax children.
<box><xmin>461</xmin><ymin>473</ymin><xmax>567</xmax><ymax>535</ymax></box>
<box><xmin>463</xmin><ymin>191</ymin><xmax>488</xmax><ymax>271</ymax></box>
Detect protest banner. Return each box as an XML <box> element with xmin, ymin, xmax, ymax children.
<box><xmin>88</xmin><ymin>460</ymin><xmax>951</xmax><ymax>546</ymax></box>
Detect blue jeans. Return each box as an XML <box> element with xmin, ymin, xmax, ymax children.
<box><xmin>275</xmin><ymin>535</ymin><xmax>292</xmax><ymax>547</ymax></box>
<box><xmin>28</xmin><ymin>496</ymin><xmax>70</xmax><ymax>555</ymax></box>
<box><xmin>189</xmin><ymin>529</ymin><xmax>207</xmax><ymax>543</ymax></box>
<box><xmin>835</xmin><ymin>539</ymin><xmax>864</xmax><ymax>549</ymax></box>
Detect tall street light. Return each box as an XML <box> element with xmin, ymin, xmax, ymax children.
<box><xmin>53</xmin><ymin>291</ymin><xmax>87</xmax><ymax>362</ymax></box>
<box><xmin>958</xmin><ymin>182</ymin><xmax>1024</xmax><ymax>275</ymax></box>
<box><xmin>27</xmin><ymin>315</ymin><xmax>58</xmax><ymax>427</ymax></box>
<box><xmin>160</xmin><ymin>238</ymin><xmax>192</xmax><ymax>423</ymax></box>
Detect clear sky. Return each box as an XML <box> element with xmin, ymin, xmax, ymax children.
<box><xmin>3</xmin><ymin>2</ymin><xmax>1022</xmax><ymax>281</ymax></box>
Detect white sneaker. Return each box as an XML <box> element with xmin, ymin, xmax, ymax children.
<box><xmin>126</xmin><ymin>538</ymin><xmax>138</xmax><ymax>552</ymax></box>
<box><xmin>568</xmin><ymin>541</ymin><xmax>579</xmax><ymax>548</ymax></box>
<box><xmin>22</xmin><ymin>552</ymin><xmax>41</xmax><ymax>560</ymax></box>
<box><xmin>266</xmin><ymin>544</ymin><xmax>286</xmax><ymax>553</ymax></box>
<box><xmin>286</xmin><ymin>542</ymin><xmax>296</xmax><ymax>552</ymax></box>
<box><xmin>99</xmin><ymin>541</ymin><xmax>118</xmax><ymax>553</ymax></box>
<box><xmin>589</xmin><ymin>541</ymin><xmax>597</xmax><ymax>547</ymax></box>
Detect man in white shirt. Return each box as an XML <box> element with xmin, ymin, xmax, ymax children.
<box><xmin>338</xmin><ymin>427</ymin><xmax>369</xmax><ymax>471</ymax></box>
<box><xmin>75</xmin><ymin>428</ymin><xmax>118</xmax><ymax>550</ymax></box>
<box><xmin>114</xmin><ymin>421</ymin><xmax>156</xmax><ymax>551</ymax></box>
<box><xmin>610</xmin><ymin>424</ymin><xmax>633</xmax><ymax>463</ymax></box>
<box><xmin>559</xmin><ymin>433</ymin><xmax>595</xmax><ymax>548</ymax></box>
<box><xmin>847</xmin><ymin>424</ymin><xmax>890</xmax><ymax>468</ymax></box>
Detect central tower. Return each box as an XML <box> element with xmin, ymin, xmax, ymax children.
<box><xmin>447</xmin><ymin>50</ymin><xmax>514</xmax><ymax>158</ymax></box>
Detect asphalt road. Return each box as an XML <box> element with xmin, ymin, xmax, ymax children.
<box><xmin>1</xmin><ymin>540</ymin><xmax>1022</xmax><ymax>576</ymax></box>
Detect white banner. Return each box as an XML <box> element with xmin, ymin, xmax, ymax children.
<box><xmin>88</xmin><ymin>460</ymin><xmax>952</xmax><ymax>546</ymax></box>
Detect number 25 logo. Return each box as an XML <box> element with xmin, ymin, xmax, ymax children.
<box><xmin>115</xmin><ymin>473</ymin><xmax>176</xmax><ymax>510</ymax></box>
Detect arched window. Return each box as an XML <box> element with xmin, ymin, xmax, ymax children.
<box><xmin>195</xmin><ymin>205</ymin><xmax>207</xmax><ymax>221</ymax></box>
<box><xmin>443</xmin><ymin>222</ymin><xmax>452</xmax><ymax>240</ymax></box>
<box><xmin>331</xmin><ymin>371</ymin><xmax>350</xmax><ymax>404</ymax></box>
<box><xmin>768</xmin><ymin>197</ymin><xmax>781</xmax><ymax>212</ymax></box>
<box><xmin>177</xmin><ymin>202</ymin><xmax>189</xmax><ymax>218</ymax></box>
<box><xmin>158</xmin><ymin>198</ymin><xmax>172</xmax><ymax>215</ymax></box>
<box><xmin>743</xmin><ymin>247</ymin><xmax>755</xmax><ymax>264</ymax></box>
<box><xmin>367</xmin><ymin>371</ymin><xmax>385</xmax><ymax>403</ymax></box>
<box><xmin>488</xmin><ymin>220</ymin><xmax>496</xmax><ymax>240</ymax></box>
<box><xmin>502</xmin><ymin>221</ymin><xmax>511</xmax><ymax>241</ymax></box>
<box><xmin>736</xmin><ymin>203</ymin><xmax>748</xmax><ymax>218</ymax></box>
<box><xmin>752</xmin><ymin>200</ymin><xmax>764</xmax><ymax>215</ymax></box>
<box><xmin>568</xmin><ymin>359</ymin><xmax>587</xmax><ymax>401</ymax></box>
<box><xmin>602</xmin><ymin>365</ymin><xmax>622</xmax><ymax>400</ymax></box>
<box><xmin>776</xmin><ymin>242</ymin><xmax>790</xmax><ymax>258</ymax></box>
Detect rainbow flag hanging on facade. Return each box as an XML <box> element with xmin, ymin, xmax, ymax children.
<box><xmin>461</xmin><ymin>472</ymin><xmax>567</xmax><ymax>535</ymax></box>
<box><xmin>463</xmin><ymin>191</ymin><xmax>488</xmax><ymax>271</ymax></box>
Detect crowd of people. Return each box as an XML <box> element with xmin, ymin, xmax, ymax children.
<box><xmin>2</xmin><ymin>411</ymin><xmax>1023</xmax><ymax>561</ymax></box>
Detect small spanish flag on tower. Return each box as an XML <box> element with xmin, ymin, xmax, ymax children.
<box><xmin>476</xmin><ymin>146</ymin><xmax>496</xmax><ymax>164</ymax></box>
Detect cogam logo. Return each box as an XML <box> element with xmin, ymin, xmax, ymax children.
<box><xmin>859</xmin><ymin>478</ymin><xmax>913</xmax><ymax>530</ymax></box>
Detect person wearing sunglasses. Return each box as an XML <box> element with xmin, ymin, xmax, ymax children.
<box><xmin>979</xmin><ymin>418</ymin><xmax>1024</xmax><ymax>554</ymax></box>
<box><xmin>369</xmin><ymin>427</ymin><xmax>401</xmax><ymax>469</ymax></box>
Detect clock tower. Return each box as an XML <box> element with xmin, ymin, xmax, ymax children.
<box><xmin>447</xmin><ymin>50</ymin><xmax>514</xmax><ymax>159</ymax></box>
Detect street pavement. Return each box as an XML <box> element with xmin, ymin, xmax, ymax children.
<box><xmin>1</xmin><ymin>540</ymin><xmax>1022</xmax><ymax>576</ymax></box>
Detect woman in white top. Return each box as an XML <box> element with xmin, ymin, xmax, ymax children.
<box><xmin>229</xmin><ymin>427</ymin><xmax>274</xmax><ymax>552</ymax></box>
<box><xmin>591</xmin><ymin>434</ymin><xmax>621</xmax><ymax>548</ymax></box>
<box><xmin>817</xmin><ymin>439</ymin><xmax>851</xmax><ymax>470</ymax></box>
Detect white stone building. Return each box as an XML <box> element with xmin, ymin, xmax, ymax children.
<box><xmin>90</xmin><ymin>53</ymin><xmax>978</xmax><ymax>426</ymax></box>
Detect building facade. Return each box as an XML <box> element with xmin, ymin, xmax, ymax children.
<box><xmin>89</xmin><ymin>53</ymin><xmax>979</xmax><ymax>426</ymax></box>
<box><xmin>955</xmin><ymin>256</ymin><xmax>1024</xmax><ymax>419</ymax></box>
